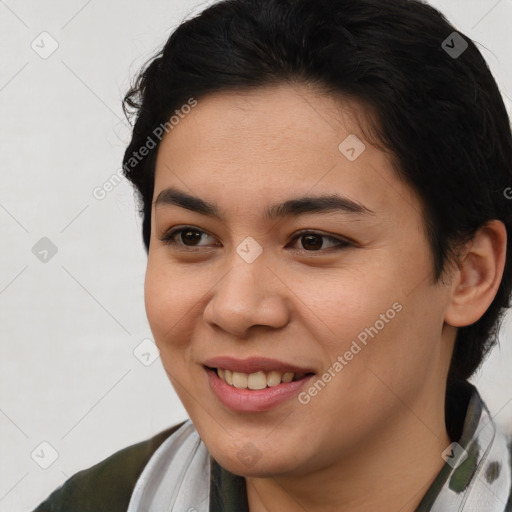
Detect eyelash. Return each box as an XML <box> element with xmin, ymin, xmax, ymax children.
<box><xmin>159</xmin><ymin>226</ymin><xmax>352</xmax><ymax>254</ymax></box>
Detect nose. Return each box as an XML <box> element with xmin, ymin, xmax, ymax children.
<box><xmin>202</xmin><ymin>249</ymin><xmax>291</xmax><ymax>338</ymax></box>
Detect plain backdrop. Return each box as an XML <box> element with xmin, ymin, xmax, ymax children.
<box><xmin>1</xmin><ymin>0</ymin><xmax>511</xmax><ymax>510</ymax></box>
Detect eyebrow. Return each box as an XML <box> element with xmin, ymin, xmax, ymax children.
<box><xmin>154</xmin><ymin>186</ymin><xmax>375</xmax><ymax>220</ymax></box>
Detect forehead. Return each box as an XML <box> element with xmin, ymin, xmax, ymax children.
<box><xmin>153</xmin><ymin>83</ymin><xmax>421</xmax><ymax>222</ymax></box>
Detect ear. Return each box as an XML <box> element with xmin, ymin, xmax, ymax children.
<box><xmin>445</xmin><ymin>220</ymin><xmax>507</xmax><ymax>327</ymax></box>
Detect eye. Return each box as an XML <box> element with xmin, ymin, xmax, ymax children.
<box><xmin>159</xmin><ymin>226</ymin><xmax>351</xmax><ymax>253</ymax></box>
<box><xmin>288</xmin><ymin>230</ymin><xmax>352</xmax><ymax>252</ymax></box>
<box><xmin>159</xmin><ymin>226</ymin><xmax>219</xmax><ymax>249</ymax></box>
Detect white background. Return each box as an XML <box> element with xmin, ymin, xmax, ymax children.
<box><xmin>1</xmin><ymin>1</ymin><xmax>511</xmax><ymax>510</ymax></box>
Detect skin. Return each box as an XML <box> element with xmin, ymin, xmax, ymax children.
<box><xmin>144</xmin><ymin>83</ymin><xmax>507</xmax><ymax>512</ymax></box>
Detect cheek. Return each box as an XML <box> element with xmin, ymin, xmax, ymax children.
<box><xmin>144</xmin><ymin>257</ymin><xmax>199</xmax><ymax>348</ymax></box>
<box><xmin>144</xmin><ymin>262</ymin><xmax>170</xmax><ymax>338</ymax></box>
<box><xmin>297</xmin><ymin>259</ymin><xmax>439</xmax><ymax>381</ymax></box>
<box><xmin>295</xmin><ymin>265</ymin><xmax>400</xmax><ymax>344</ymax></box>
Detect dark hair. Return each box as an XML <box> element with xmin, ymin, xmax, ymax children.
<box><xmin>122</xmin><ymin>0</ymin><xmax>512</xmax><ymax>381</ymax></box>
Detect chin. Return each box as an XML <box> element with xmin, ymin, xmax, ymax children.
<box><xmin>219</xmin><ymin>452</ymin><xmax>302</xmax><ymax>478</ymax></box>
<box><xmin>206</xmin><ymin>436</ymin><xmax>307</xmax><ymax>478</ymax></box>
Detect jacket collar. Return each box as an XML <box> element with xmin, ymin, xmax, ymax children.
<box><xmin>415</xmin><ymin>380</ymin><xmax>511</xmax><ymax>511</ymax></box>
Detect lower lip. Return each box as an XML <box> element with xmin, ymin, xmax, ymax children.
<box><xmin>205</xmin><ymin>367</ymin><xmax>314</xmax><ymax>412</ymax></box>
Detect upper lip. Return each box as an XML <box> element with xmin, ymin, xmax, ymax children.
<box><xmin>203</xmin><ymin>356</ymin><xmax>315</xmax><ymax>374</ymax></box>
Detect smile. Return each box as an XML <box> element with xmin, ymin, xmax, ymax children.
<box><xmin>213</xmin><ymin>368</ymin><xmax>310</xmax><ymax>390</ymax></box>
<box><xmin>203</xmin><ymin>361</ymin><xmax>315</xmax><ymax>412</ymax></box>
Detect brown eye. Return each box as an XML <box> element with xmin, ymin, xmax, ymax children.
<box><xmin>290</xmin><ymin>231</ymin><xmax>351</xmax><ymax>253</ymax></box>
<box><xmin>300</xmin><ymin>234</ymin><xmax>324</xmax><ymax>251</ymax></box>
<box><xmin>180</xmin><ymin>229</ymin><xmax>203</xmax><ymax>246</ymax></box>
<box><xmin>159</xmin><ymin>226</ymin><xmax>217</xmax><ymax>248</ymax></box>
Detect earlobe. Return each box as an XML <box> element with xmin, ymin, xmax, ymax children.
<box><xmin>444</xmin><ymin>220</ymin><xmax>507</xmax><ymax>327</ymax></box>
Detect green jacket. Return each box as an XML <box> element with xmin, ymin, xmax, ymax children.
<box><xmin>32</xmin><ymin>423</ymin><xmax>184</xmax><ymax>512</ymax></box>
<box><xmin>32</xmin><ymin>422</ymin><xmax>248</xmax><ymax>512</ymax></box>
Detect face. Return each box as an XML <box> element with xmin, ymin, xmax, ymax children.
<box><xmin>145</xmin><ymin>83</ymin><xmax>455</xmax><ymax>478</ymax></box>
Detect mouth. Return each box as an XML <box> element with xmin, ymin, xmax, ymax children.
<box><xmin>205</xmin><ymin>366</ymin><xmax>314</xmax><ymax>390</ymax></box>
<box><xmin>202</xmin><ymin>356</ymin><xmax>317</xmax><ymax>411</ymax></box>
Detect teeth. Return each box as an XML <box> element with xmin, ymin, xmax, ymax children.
<box><xmin>232</xmin><ymin>371</ymin><xmax>248</xmax><ymax>388</ymax></box>
<box><xmin>215</xmin><ymin>368</ymin><xmax>307</xmax><ymax>389</ymax></box>
<box><xmin>247</xmin><ymin>371</ymin><xmax>267</xmax><ymax>390</ymax></box>
<box><xmin>281</xmin><ymin>372</ymin><xmax>294</xmax><ymax>383</ymax></box>
<box><xmin>266</xmin><ymin>370</ymin><xmax>282</xmax><ymax>387</ymax></box>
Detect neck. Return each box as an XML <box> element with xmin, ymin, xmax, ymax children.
<box><xmin>245</xmin><ymin>391</ymin><xmax>451</xmax><ymax>512</ymax></box>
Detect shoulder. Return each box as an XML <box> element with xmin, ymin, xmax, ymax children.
<box><xmin>31</xmin><ymin>421</ymin><xmax>187</xmax><ymax>512</ymax></box>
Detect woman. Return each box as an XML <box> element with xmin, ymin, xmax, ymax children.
<box><xmin>33</xmin><ymin>0</ymin><xmax>512</xmax><ymax>510</ymax></box>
